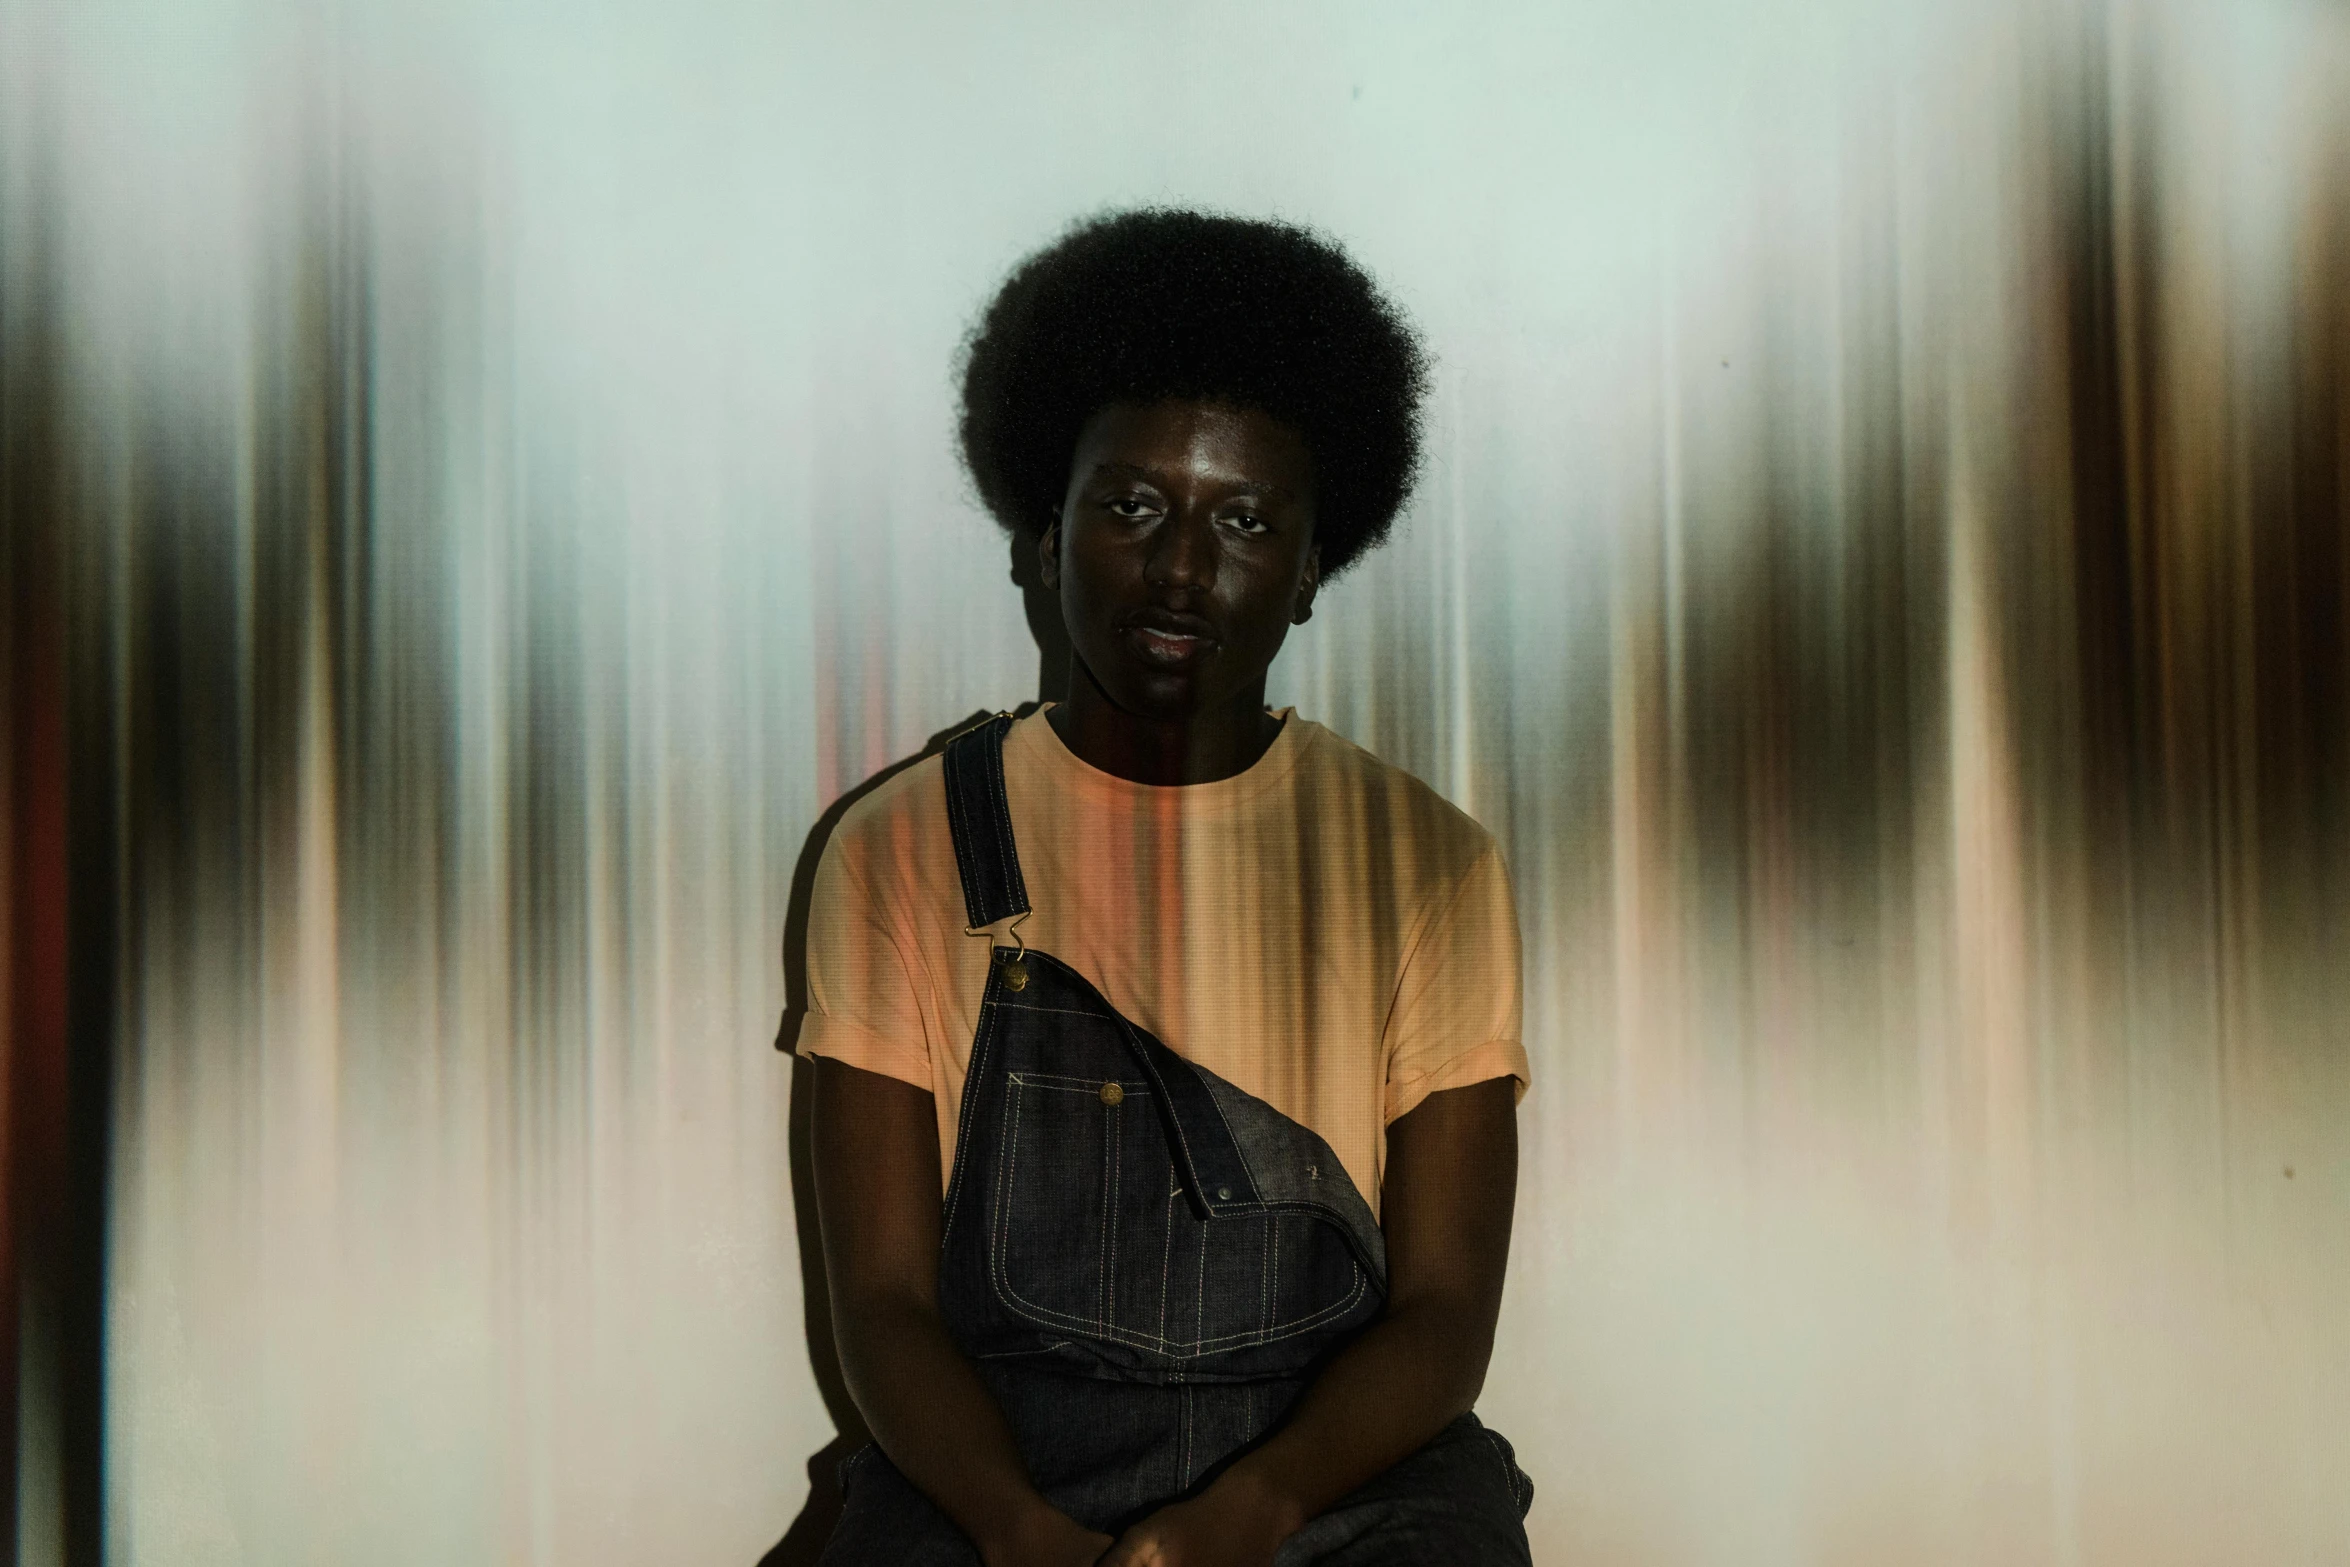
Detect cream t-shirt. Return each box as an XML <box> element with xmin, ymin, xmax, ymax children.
<box><xmin>796</xmin><ymin>706</ymin><xmax>1527</xmax><ymax>1215</ymax></box>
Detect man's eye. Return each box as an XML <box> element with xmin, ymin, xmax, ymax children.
<box><xmin>1106</xmin><ymin>496</ymin><xmax>1154</xmax><ymax>518</ymax></box>
<box><xmin>1225</xmin><ymin>513</ymin><xmax>1268</xmax><ymax>534</ymax></box>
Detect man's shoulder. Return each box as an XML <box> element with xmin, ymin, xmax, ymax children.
<box><xmin>1290</xmin><ymin>719</ymin><xmax>1498</xmax><ymax>867</ymax></box>
<box><xmin>820</xmin><ymin>747</ymin><xmax>954</xmax><ymax>889</ymax></box>
<box><xmin>837</xmin><ymin>749</ymin><xmax>947</xmax><ymax>828</ymax></box>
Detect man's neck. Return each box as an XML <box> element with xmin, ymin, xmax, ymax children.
<box><xmin>1047</xmin><ymin>675</ymin><xmax>1282</xmax><ymax>786</ymax></box>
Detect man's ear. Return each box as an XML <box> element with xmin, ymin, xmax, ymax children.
<box><xmin>1038</xmin><ymin>518</ymin><xmax>1062</xmax><ymax>592</ymax></box>
<box><xmin>1292</xmin><ymin>541</ymin><xmax>1321</xmax><ymax>625</ymax></box>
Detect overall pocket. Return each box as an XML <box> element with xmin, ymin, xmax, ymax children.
<box><xmin>990</xmin><ymin>1068</ymin><xmax>1370</xmax><ymax>1360</ymax></box>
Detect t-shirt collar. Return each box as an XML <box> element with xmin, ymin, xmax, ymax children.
<box><xmin>1015</xmin><ymin>703</ymin><xmax>1308</xmax><ymax>813</ymax></box>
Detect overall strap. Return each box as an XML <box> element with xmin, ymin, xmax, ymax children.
<box><xmin>940</xmin><ymin>713</ymin><xmax>1030</xmax><ymax>930</ymax></box>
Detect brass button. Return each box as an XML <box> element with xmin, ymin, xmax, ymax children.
<box><xmin>1098</xmin><ymin>1081</ymin><xmax>1125</xmax><ymax>1106</ymax></box>
<box><xmin>1215</xmin><ymin>1185</ymin><xmax>1232</xmax><ymax>1202</ymax></box>
<box><xmin>1001</xmin><ymin>960</ymin><xmax>1028</xmax><ymax>992</ymax></box>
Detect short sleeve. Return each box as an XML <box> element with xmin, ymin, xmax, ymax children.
<box><xmin>1383</xmin><ymin>840</ymin><xmax>1529</xmax><ymax>1124</ymax></box>
<box><xmin>795</xmin><ymin>828</ymin><xmax>934</xmax><ymax>1091</ymax></box>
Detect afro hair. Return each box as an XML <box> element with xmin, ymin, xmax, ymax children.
<box><xmin>957</xmin><ymin>208</ymin><xmax>1430</xmax><ymax>581</ymax></box>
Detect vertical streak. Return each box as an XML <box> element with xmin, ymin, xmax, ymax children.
<box><xmin>1448</xmin><ymin>369</ymin><xmax>1472</xmax><ymax>806</ymax></box>
<box><xmin>3</xmin><ymin>238</ymin><xmax>80</xmax><ymax>1567</ymax></box>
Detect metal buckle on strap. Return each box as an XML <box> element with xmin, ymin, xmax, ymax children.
<box><xmin>962</xmin><ymin>907</ymin><xmax>1030</xmax><ymax>956</ymax></box>
<box><xmin>968</xmin><ymin>910</ymin><xmax>1034</xmax><ymax>990</ymax></box>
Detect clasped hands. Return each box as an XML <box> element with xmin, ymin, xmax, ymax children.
<box><xmin>986</xmin><ymin>1470</ymin><xmax>1302</xmax><ymax>1567</ymax></box>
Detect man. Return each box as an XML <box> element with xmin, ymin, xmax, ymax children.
<box><xmin>801</xmin><ymin>208</ymin><xmax>1532</xmax><ymax>1566</ymax></box>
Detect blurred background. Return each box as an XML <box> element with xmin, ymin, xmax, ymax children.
<box><xmin>4</xmin><ymin>0</ymin><xmax>2347</xmax><ymax>1562</ymax></box>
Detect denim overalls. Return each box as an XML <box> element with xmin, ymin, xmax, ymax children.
<box><xmin>816</xmin><ymin>716</ymin><xmax>1534</xmax><ymax>1565</ymax></box>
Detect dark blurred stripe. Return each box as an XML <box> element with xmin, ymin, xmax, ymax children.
<box><xmin>4</xmin><ymin>215</ymin><xmax>101</xmax><ymax>1567</ymax></box>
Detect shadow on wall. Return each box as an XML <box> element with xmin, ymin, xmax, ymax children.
<box><xmin>757</xmin><ymin>526</ymin><xmax>1066</xmax><ymax>1566</ymax></box>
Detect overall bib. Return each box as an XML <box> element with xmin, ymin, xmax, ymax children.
<box><xmin>817</xmin><ymin>716</ymin><xmax>1534</xmax><ymax>1565</ymax></box>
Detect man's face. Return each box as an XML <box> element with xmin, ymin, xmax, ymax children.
<box><xmin>1042</xmin><ymin>400</ymin><xmax>1320</xmax><ymax>726</ymax></box>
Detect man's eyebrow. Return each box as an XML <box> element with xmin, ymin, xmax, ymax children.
<box><xmin>1086</xmin><ymin>460</ymin><xmax>1298</xmax><ymax>501</ymax></box>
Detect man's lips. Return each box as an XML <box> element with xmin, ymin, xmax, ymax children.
<box><xmin>1121</xmin><ymin>612</ymin><xmax>1218</xmax><ymax>667</ymax></box>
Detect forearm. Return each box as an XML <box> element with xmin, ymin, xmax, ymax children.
<box><xmin>1214</xmin><ymin>1296</ymin><xmax>1492</xmax><ymax>1531</ymax></box>
<box><xmin>834</xmin><ymin>1288</ymin><xmax>1065</xmax><ymax>1558</ymax></box>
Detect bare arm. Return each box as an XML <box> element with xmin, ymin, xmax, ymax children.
<box><xmin>811</xmin><ymin>1056</ymin><xmax>1112</xmax><ymax>1567</ymax></box>
<box><xmin>1099</xmin><ymin>1076</ymin><xmax>1519</xmax><ymax>1565</ymax></box>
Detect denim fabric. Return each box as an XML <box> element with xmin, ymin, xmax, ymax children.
<box><xmin>815</xmin><ymin>718</ymin><xmax>1533</xmax><ymax>1563</ymax></box>
<box><xmin>821</xmin><ymin>1414</ymin><xmax>1532</xmax><ymax>1566</ymax></box>
<box><xmin>1274</xmin><ymin>1415</ymin><xmax>1535</xmax><ymax>1566</ymax></box>
<box><xmin>940</xmin><ymin>947</ymin><xmax>1386</xmax><ymax>1387</ymax></box>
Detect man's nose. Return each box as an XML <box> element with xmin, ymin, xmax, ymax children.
<box><xmin>1145</xmin><ymin>507</ymin><xmax>1217</xmax><ymax>594</ymax></box>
